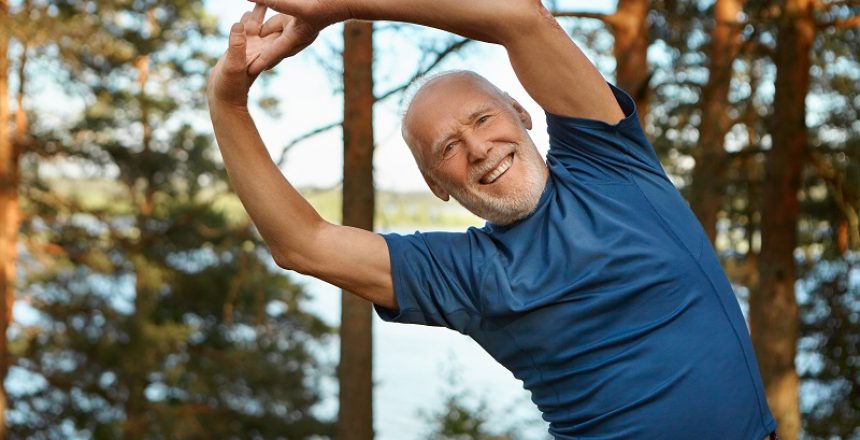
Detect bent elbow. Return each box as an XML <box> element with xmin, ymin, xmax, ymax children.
<box><xmin>272</xmin><ymin>249</ymin><xmax>313</xmax><ymax>275</ymax></box>
<box><xmin>497</xmin><ymin>1</ymin><xmax>559</xmax><ymax>43</ymax></box>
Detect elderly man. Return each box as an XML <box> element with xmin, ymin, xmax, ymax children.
<box><xmin>208</xmin><ymin>1</ymin><xmax>778</xmax><ymax>438</ymax></box>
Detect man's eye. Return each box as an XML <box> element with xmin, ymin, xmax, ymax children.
<box><xmin>443</xmin><ymin>143</ymin><xmax>456</xmax><ymax>155</ymax></box>
<box><xmin>477</xmin><ymin>115</ymin><xmax>491</xmax><ymax>124</ymax></box>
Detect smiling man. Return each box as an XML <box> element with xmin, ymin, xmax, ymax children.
<box><xmin>208</xmin><ymin>0</ymin><xmax>778</xmax><ymax>438</ymax></box>
<box><xmin>402</xmin><ymin>72</ymin><xmax>549</xmax><ymax>225</ymax></box>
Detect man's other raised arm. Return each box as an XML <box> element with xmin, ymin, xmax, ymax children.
<box><xmin>252</xmin><ymin>0</ymin><xmax>624</xmax><ymax>123</ymax></box>
<box><xmin>209</xmin><ymin>9</ymin><xmax>395</xmax><ymax>309</ymax></box>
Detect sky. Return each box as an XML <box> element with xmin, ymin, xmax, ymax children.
<box><xmin>205</xmin><ymin>0</ymin><xmax>617</xmax><ymax>192</ymax></box>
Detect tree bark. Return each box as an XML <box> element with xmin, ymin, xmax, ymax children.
<box><xmin>553</xmin><ymin>0</ymin><xmax>650</xmax><ymax>123</ymax></box>
<box><xmin>0</xmin><ymin>1</ymin><xmax>15</xmax><ymax>437</ymax></box>
<box><xmin>690</xmin><ymin>0</ymin><xmax>745</xmax><ymax>244</ymax></box>
<box><xmin>750</xmin><ymin>0</ymin><xmax>814</xmax><ymax>438</ymax></box>
<box><xmin>611</xmin><ymin>0</ymin><xmax>650</xmax><ymax>126</ymax></box>
<box><xmin>337</xmin><ymin>20</ymin><xmax>375</xmax><ymax>440</ymax></box>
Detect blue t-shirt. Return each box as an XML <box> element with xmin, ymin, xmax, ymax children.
<box><xmin>376</xmin><ymin>85</ymin><xmax>777</xmax><ymax>439</ymax></box>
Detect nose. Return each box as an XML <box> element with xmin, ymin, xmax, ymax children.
<box><xmin>464</xmin><ymin>135</ymin><xmax>492</xmax><ymax>163</ymax></box>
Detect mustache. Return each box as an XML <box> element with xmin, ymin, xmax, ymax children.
<box><xmin>469</xmin><ymin>144</ymin><xmax>516</xmax><ymax>182</ymax></box>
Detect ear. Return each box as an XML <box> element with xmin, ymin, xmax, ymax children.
<box><xmin>507</xmin><ymin>95</ymin><xmax>533</xmax><ymax>130</ymax></box>
<box><xmin>421</xmin><ymin>170</ymin><xmax>450</xmax><ymax>202</ymax></box>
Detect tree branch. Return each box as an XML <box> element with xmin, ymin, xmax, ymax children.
<box><xmin>809</xmin><ymin>151</ymin><xmax>860</xmax><ymax>251</ymax></box>
<box><xmin>551</xmin><ymin>11</ymin><xmax>615</xmax><ymax>25</ymax></box>
<box><xmin>374</xmin><ymin>37</ymin><xmax>473</xmax><ymax>103</ymax></box>
<box><xmin>275</xmin><ymin>121</ymin><xmax>342</xmax><ymax>168</ymax></box>
<box><xmin>274</xmin><ymin>38</ymin><xmax>473</xmax><ymax>165</ymax></box>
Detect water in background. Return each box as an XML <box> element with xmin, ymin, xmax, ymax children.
<box><xmin>297</xmin><ymin>274</ymin><xmax>551</xmax><ymax>440</ymax></box>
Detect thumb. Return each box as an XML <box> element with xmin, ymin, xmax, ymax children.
<box><xmin>225</xmin><ymin>22</ymin><xmax>247</xmax><ymax>72</ymax></box>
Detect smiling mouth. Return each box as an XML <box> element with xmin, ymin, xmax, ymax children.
<box><xmin>480</xmin><ymin>154</ymin><xmax>514</xmax><ymax>185</ymax></box>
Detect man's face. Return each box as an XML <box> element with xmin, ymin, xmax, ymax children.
<box><xmin>404</xmin><ymin>73</ymin><xmax>548</xmax><ymax>225</ymax></box>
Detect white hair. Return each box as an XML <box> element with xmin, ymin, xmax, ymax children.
<box><xmin>399</xmin><ymin>70</ymin><xmax>501</xmax><ymax>169</ymax></box>
<box><xmin>399</xmin><ymin>69</ymin><xmax>475</xmax><ymax>119</ymax></box>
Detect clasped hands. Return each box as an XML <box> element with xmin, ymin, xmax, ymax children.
<box><xmin>208</xmin><ymin>0</ymin><xmax>348</xmax><ymax>109</ymax></box>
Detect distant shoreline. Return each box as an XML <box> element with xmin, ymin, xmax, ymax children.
<box><xmin>39</xmin><ymin>178</ymin><xmax>483</xmax><ymax>230</ymax></box>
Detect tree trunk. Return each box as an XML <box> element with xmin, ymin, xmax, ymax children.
<box><xmin>612</xmin><ymin>0</ymin><xmax>650</xmax><ymax>125</ymax></box>
<box><xmin>337</xmin><ymin>20</ymin><xmax>375</xmax><ymax>440</ymax></box>
<box><xmin>750</xmin><ymin>0</ymin><xmax>814</xmax><ymax>438</ymax></box>
<box><xmin>552</xmin><ymin>0</ymin><xmax>650</xmax><ymax>122</ymax></box>
<box><xmin>690</xmin><ymin>0</ymin><xmax>744</xmax><ymax>244</ymax></box>
<box><xmin>0</xmin><ymin>1</ymin><xmax>15</xmax><ymax>437</ymax></box>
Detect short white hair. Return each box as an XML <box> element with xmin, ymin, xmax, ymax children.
<box><xmin>399</xmin><ymin>69</ymin><xmax>475</xmax><ymax>119</ymax></box>
<box><xmin>400</xmin><ymin>70</ymin><xmax>492</xmax><ymax>169</ymax></box>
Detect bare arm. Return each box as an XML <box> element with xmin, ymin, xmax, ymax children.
<box><xmin>252</xmin><ymin>0</ymin><xmax>625</xmax><ymax>122</ymax></box>
<box><xmin>209</xmin><ymin>8</ymin><xmax>395</xmax><ymax>308</ymax></box>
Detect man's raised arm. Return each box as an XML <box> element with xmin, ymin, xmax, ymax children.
<box><xmin>251</xmin><ymin>0</ymin><xmax>625</xmax><ymax>123</ymax></box>
<box><xmin>208</xmin><ymin>7</ymin><xmax>395</xmax><ymax>309</ymax></box>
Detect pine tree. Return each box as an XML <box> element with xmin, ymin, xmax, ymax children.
<box><xmin>337</xmin><ymin>19</ymin><xmax>376</xmax><ymax>440</ymax></box>
<box><xmin>8</xmin><ymin>1</ymin><xmax>334</xmax><ymax>437</ymax></box>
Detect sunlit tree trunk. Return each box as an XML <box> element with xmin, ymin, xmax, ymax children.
<box><xmin>751</xmin><ymin>0</ymin><xmax>814</xmax><ymax>438</ymax></box>
<box><xmin>337</xmin><ymin>20</ymin><xmax>375</xmax><ymax>440</ymax></box>
<box><xmin>612</xmin><ymin>0</ymin><xmax>650</xmax><ymax>125</ymax></box>
<box><xmin>0</xmin><ymin>1</ymin><xmax>15</xmax><ymax>437</ymax></box>
<box><xmin>690</xmin><ymin>0</ymin><xmax>744</xmax><ymax>244</ymax></box>
<box><xmin>553</xmin><ymin>0</ymin><xmax>650</xmax><ymax>124</ymax></box>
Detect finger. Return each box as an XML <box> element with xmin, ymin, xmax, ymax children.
<box><xmin>248</xmin><ymin>34</ymin><xmax>290</xmax><ymax>75</ymax></box>
<box><xmin>246</xmin><ymin>0</ymin><xmax>304</xmax><ymax>17</ymax></box>
<box><xmin>249</xmin><ymin>30</ymin><xmax>312</xmax><ymax>75</ymax></box>
<box><xmin>260</xmin><ymin>14</ymin><xmax>289</xmax><ymax>37</ymax></box>
<box><xmin>246</xmin><ymin>4</ymin><xmax>267</xmax><ymax>35</ymax></box>
<box><xmin>250</xmin><ymin>3</ymin><xmax>267</xmax><ymax>23</ymax></box>
<box><xmin>225</xmin><ymin>23</ymin><xmax>248</xmax><ymax>73</ymax></box>
<box><xmin>240</xmin><ymin>11</ymin><xmax>252</xmax><ymax>26</ymax></box>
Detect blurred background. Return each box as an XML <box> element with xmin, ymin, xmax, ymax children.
<box><xmin>0</xmin><ymin>0</ymin><xmax>857</xmax><ymax>439</ymax></box>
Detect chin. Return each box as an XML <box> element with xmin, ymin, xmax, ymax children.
<box><xmin>456</xmin><ymin>171</ymin><xmax>547</xmax><ymax>226</ymax></box>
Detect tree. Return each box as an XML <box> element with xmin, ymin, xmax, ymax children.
<box><xmin>0</xmin><ymin>0</ymin><xmax>13</xmax><ymax>436</ymax></box>
<box><xmin>553</xmin><ymin>0</ymin><xmax>651</xmax><ymax>124</ymax></box>
<box><xmin>8</xmin><ymin>1</ymin><xmax>334</xmax><ymax>437</ymax></box>
<box><xmin>749</xmin><ymin>1</ymin><xmax>815</xmax><ymax>437</ymax></box>
<box><xmin>689</xmin><ymin>0</ymin><xmax>745</xmax><ymax>244</ymax></box>
<box><xmin>0</xmin><ymin>0</ymin><xmax>31</xmax><ymax>436</ymax></box>
<box><xmin>337</xmin><ymin>19</ymin><xmax>376</xmax><ymax>440</ymax></box>
<box><xmin>421</xmin><ymin>364</ymin><xmax>523</xmax><ymax>440</ymax></box>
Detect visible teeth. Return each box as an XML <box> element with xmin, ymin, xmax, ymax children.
<box><xmin>481</xmin><ymin>156</ymin><xmax>513</xmax><ymax>184</ymax></box>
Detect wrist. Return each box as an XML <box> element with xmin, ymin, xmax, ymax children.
<box><xmin>327</xmin><ymin>0</ymin><xmax>355</xmax><ymax>24</ymax></box>
<box><xmin>208</xmin><ymin>95</ymin><xmax>252</xmax><ymax>118</ymax></box>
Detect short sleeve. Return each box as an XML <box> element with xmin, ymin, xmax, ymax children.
<box><xmin>374</xmin><ymin>231</ymin><xmax>483</xmax><ymax>334</ymax></box>
<box><xmin>545</xmin><ymin>83</ymin><xmax>666</xmax><ymax>183</ymax></box>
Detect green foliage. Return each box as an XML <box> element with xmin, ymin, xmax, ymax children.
<box><xmin>420</xmin><ymin>364</ymin><xmax>525</xmax><ymax>440</ymax></box>
<box><xmin>9</xmin><ymin>0</ymin><xmax>333</xmax><ymax>438</ymax></box>
<box><xmin>797</xmin><ymin>255</ymin><xmax>860</xmax><ymax>440</ymax></box>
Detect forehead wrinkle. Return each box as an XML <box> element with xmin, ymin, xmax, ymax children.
<box><xmin>433</xmin><ymin>102</ymin><xmax>496</xmax><ymax>153</ymax></box>
<box><xmin>404</xmin><ymin>72</ymin><xmax>509</xmax><ymax>163</ymax></box>
<box><xmin>459</xmin><ymin>104</ymin><xmax>495</xmax><ymax>125</ymax></box>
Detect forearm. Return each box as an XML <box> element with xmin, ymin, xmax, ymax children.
<box><xmin>342</xmin><ymin>0</ymin><xmax>542</xmax><ymax>44</ymax></box>
<box><xmin>209</xmin><ymin>101</ymin><xmax>325</xmax><ymax>270</ymax></box>
<box><xmin>342</xmin><ymin>0</ymin><xmax>619</xmax><ymax>120</ymax></box>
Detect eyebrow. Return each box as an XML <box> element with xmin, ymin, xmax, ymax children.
<box><xmin>432</xmin><ymin>105</ymin><xmax>495</xmax><ymax>155</ymax></box>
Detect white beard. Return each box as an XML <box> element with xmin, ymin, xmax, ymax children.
<box><xmin>438</xmin><ymin>145</ymin><xmax>548</xmax><ymax>226</ymax></box>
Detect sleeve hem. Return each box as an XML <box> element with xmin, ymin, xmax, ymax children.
<box><xmin>373</xmin><ymin>233</ymin><xmax>414</xmax><ymax>323</ymax></box>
